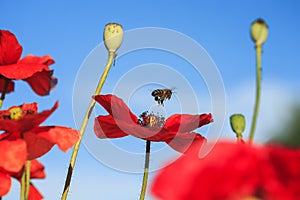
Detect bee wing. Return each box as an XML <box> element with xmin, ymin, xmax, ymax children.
<box><xmin>170</xmin><ymin>86</ymin><xmax>177</xmax><ymax>93</ymax></box>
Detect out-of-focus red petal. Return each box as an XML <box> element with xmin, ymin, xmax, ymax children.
<box><xmin>0</xmin><ymin>139</ymin><xmax>27</xmax><ymax>172</ymax></box>
<box><xmin>93</xmin><ymin>94</ymin><xmax>138</xmax><ymax>124</ymax></box>
<box><xmin>0</xmin><ymin>78</ymin><xmax>14</xmax><ymax>94</ymax></box>
<box><xmin>267</xmin><ymin>146</ymin><xmax>300</xmax><ymax>199</ymax></box>
<box><xmin>0</xmin><ymin>101</ymin><xmax>58</xmax><ymax>133</ymax></box>
<box><xmin>151</xmin><ymin>142</ymin><xmax>300</xmax><ymax>200</ymax></box>
<box><xmin>0</xmin><ymin>55</ymin><xmax>54</xmax><ymax>80</ymax></box>
<box><xmin>0</xmin><ymin>30</ymin><xmax>23</xmax><ymax>65</ymax></box>
<box><xmin>164</xmin><ymin>113</ymin><xmax>213</xmax><ymax>133</ymax></box>
<box><xmin>24</xmin><ymin>126</ymin><xmax>79</xmax><ymax>160</ymax></box>
<box><xmin>21</xmin><ymin>102</ymin><xmax>38</xmax><ymax>114</ymax></box>
<box><xmin>0</xmin><ymin>172</ymin><xmax>12</xmax><ymax>196</ymax></box>
<box><xmin>94</xmin><ymin>115</ymin><xmax>128</xmax><ymax>138</ymax></box>
<box><xmin>0</xmin><ymin>110</ymin><xmax>10</xmax><ymax>120</ymax></box>
<box><xmin>24</xmin><ymin>70</ymin><xmax>57</xmax><ymax>96</ymax></box>
<box><xmin>9</xmin><ymin>159</ymin><xmax>46</xmax><ymax>180</ymax></box>
<box><xmin>29</xmin><ymin>160</ymin><xmax>46</xmax><ymax>179</ymax></box>
<box><xmin>151</xmin><ymin>142</ymin><xmax>263</xmax><ymax>200</ymax></box>
<box><xmin>24</xmin><ymin>131</ymin><xmax>54</xmax><ymax>160</ymax></box>
<box><xmin>36</xmin><ymin>126</ymin><xmax>79</xmax><ymax>152</ymax></box>
<box><xmin>28</xmin><ymin>184</ymin><xmax>43</xmax><ymax>200</ymax></box>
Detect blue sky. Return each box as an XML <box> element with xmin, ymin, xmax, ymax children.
<box><xmin>1</xmin><ymin>1</ymin><xmax>300</xmax><ymax>199</ymax></box>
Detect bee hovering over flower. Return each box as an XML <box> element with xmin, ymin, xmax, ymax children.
<box><xmin>151</xmin><ymin>88</ymin><xmax>174</xmax><ymax>106</ymax></box>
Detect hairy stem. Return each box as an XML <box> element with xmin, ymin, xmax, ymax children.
<box><xmin>139</xmin><ymin>140</ymin><xmax>151</xmax><ymax>200</ymax></box>
<box><xmin>61</xmin><ymin>52</ymin><xmax>115</xmax><ymax>200</ymax></box>
<box><xmin>249</xmin><ymin>45</ymin><xmax>262</xmax><ymax>143</ymax></box>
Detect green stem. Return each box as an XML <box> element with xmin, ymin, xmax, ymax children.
<box><xmin>20</xmin><ymin>166</ymin><xmax>25</xmax><ymax>200</ymax></box>
<box><xmin>139</xmin><ymin>140</ymin><xmax>151</xmax><ymax>200</ymax></box>
<box><xmin>61</xmin><ymin>52</ymin><xmax>115</xmax><ymax>200</ymax></box>
<box><xmin>25</xmin><ymin>161</ymin><xmax>31</xmax><ymax>200</ymax></box>
<box><xmin>249</xmin><ymin>45</ymin><xmax>262</xmax><ymax>143</ymax></box>
<box><xmin>20</xmin><ymin>161</ymin><xmax>31</xmax><ymax>200</ymax></box>
<box><xmin>0</xmin><ymin>78</ymin><xmax>9</xmax><ymax>109</ymax></box>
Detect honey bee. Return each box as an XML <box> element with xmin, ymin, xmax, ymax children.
<box><xmin>151</xmin><ymin>89</ymin><xmax>173</xmax><ymax>106</ymax></box>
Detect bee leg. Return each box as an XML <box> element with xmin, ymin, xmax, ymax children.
<box><xmin>157</xmin><ymin>99</ymin><xmax>161</xmax><ymax>105</ymax></box>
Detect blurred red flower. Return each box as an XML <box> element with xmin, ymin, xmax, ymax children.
<box><xmin>151</xmin><ymin>141</ymin><xmax>300</xmax><ymax>200</ymax></box>
<box><xmin>0</xmin><ymin>102</ymin><xmax>79</xmax><ymax>160</ymax></box>
<box><xmin>93</xmin><ymin>94</ymin><xmax>213</xmax><ymax>153</ymax></box>
<box><xmin>0</xmin><ymin>159</ymin><xmax>45</xmax><ymax>199</ymax></box>
<box><xmin>0</xmin><ymin>30</ymin><xmax>57</xmax><ymax>96</ymax></box>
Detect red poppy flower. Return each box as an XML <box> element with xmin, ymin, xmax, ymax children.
<box><xmin>0</xmin><ymin>102</ymin><xmax>79</xmax><ymax>160</ymax></box>
<box><xmin>0</xmin><ymin>30</ymin><xmax>57</xmax><ymax>96</ymax></box>
<box><xmin>93</xmin><ymin>94</ymin><xmax>213</xmax><ymax>153</ymax></box>
<box><xmin>151</xmin><ymin>141</ymin><xmax>300</xmax><ymax>200</ymax></box>
<box><xmin>0</xmin><ymin>159</ymin><xmax>45</xmax><ymax>199</ymax></box>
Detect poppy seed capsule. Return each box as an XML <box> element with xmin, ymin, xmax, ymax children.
<box><xmin>230</xmin><ymin>114</ymin><xmax>245</xmax><ymax>136</ymax></box>
<box><xmin>251</xmin><ymin>18</ymin><xmax>268</xmax><ymax>46</ymax></box>
<box><xmin>103</xmin><ymin>23</ymin><xmax>123</xmax><ymax>53</ymax></box>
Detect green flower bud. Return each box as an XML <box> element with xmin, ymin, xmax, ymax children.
<box><xmin>230</xmin><ymin>114</ymin><xmax>246</xmax><ymax>136</ymax></box>
<box><xmin>250</xmin><ymin>18</ymin><xmax>268</xmax><ymax>46</ymax></box>
<box><xmin>103</xmin><ymin>23</ymin><xmax>123</xmax><ymax>53</ymax></box>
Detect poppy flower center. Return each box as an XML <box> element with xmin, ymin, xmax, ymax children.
<box><xmin>0</xmin><ymin>104</ymin><xmax>37</xmax><ymax>120</ymax></box>
<box><xmin>138</xmin><ymin>111</ymin><xmax>165</xmax><ymax>129</ymax></box>
<box><xmin>9</xmin><ymin>107</ymin><xmax>23</xmax><ymax>120</ymax></box>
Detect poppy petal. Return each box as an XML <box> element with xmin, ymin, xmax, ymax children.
<box><xmin>29</xmin><ymin>160</ymin><xmax>45</xmax><ymax>179</ymax></box>
<box><xmin>0</xmin><ymin>30</ymin><xmax>23</xmax><ymax>65</ymax></box>
<box><xmin>24</xmin><ymin>70</ymin><xmax>57</xmax><ymax>96</ymax></box>
<box><xmin>151</xmin><ymin>142</ymin><xmax>259</xmax><ymax>200</ymax></box>
<box><xmin>0</xmin><ymin>139</ymin><xmax>27</xmax><ymax>172</ymax></box>
<box><xmin>165</xmin><ymin>132</ymin><xmax>206</xmax><ymax>153</ymax></box>
<box><xmin>0</xmin><ymin>78</ymin><xmax>14</xmax><ymax>94</ymax></box>
<box><xmin>94</xmin><ymin>113</ymin><xmax>167</xmax><ymax>140</ymax></box>
<box><xmin>0</xmin><ymin>172</ymin><xmax>12</xmax><ymax>196</ymax></box>
<box><xmin>37</xmin><ymin>126</ymin><xmax>79</xmax><ymax>152</ymax></box>
<box><xmin>94</xmin><ymin>115</ymin><xmax>128</xmax><ymax>138</ymax></box>
<box><xmin>28</xmin><ymin>183</ymin><xmax>43</xmax><ymax>200</ymax></box>
<box><xmin>24</xmin><ymin>131</ymin><xmax>54</xmax><ymax>160</ymax></box>
<box><xmin>0</xmin><ymin>55</ymin><xmax>54</xmax><ymax>80</ymax></box>
<box><xmin>0</xmin><ymin>101</ymin><xmax>58</xmax><ymax>133</ymax></box>
<box><xmin>93</xmin><ymin>94</ymin><xmax>138</xmax><ymax>124</ymax></box>
<box><xmin>25</xmin><ymin>126</ymin><xmax>79</xmax><ymax>160</ymax></box>
<box><xmin>164</xmin><ymin>113</ymin><xmax>213</xmax><ymax>133</ymax></box>
<box><xmin>267</xmin><ymin>146</ymin><xmax>300</xmax><ymax>198</ymax></box>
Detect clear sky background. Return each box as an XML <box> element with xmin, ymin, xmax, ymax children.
<box><xmin>1</xmin><ymin>0</ymin><xmax>300</xmax><ymax>199</ymax></box>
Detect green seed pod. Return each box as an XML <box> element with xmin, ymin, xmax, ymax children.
<box><xmin>103</xmin><ymin>23</ymin><xmax>123</xmax><ymax>53</ymax></box>
<box><xmin>250</xmin><ymin>18</ymin><xmax>268</xmax><ymax>46</ymax></box>
<box><xmin>230</xmin><ymin>114</ymin><xmax>246</xmax><ymax>136</ymax></box>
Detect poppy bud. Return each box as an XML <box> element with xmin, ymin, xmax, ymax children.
<box><xmin>103</xmin><ymin>23</ymin><xmax>123</xmax><ymax>53</ymax></box>
<box><xmin>250</xmin><ymin>18</ymin><xmax>268</xmax><ymax>46</ymax></box>
<box><xmin>230</xmin><ymin>114</ymin><xmax>245</xmax><ymax>137</ymax></box>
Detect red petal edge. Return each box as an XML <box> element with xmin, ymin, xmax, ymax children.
<box><xmin>0</xmin><ymin>172</ymin><xmax>12</xmax><ymax>196</ymax></box>
<box><xmin>0</xmin><ymin>30</ymin><xmax>23</xmax><ymax>65</ymax></box>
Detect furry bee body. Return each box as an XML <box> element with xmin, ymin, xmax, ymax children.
<box><xmin>151</xmin><ymin>89</ymin><xmax>173</xmax><ymax>106</ymax></box>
